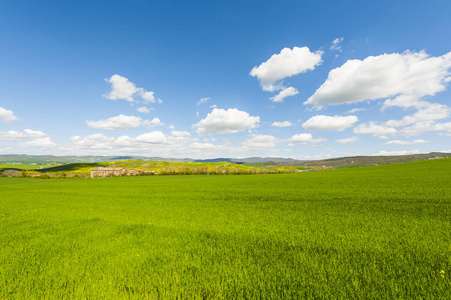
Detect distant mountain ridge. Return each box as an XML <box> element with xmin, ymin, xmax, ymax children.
<box><xmin>1</xmin><ymin>152</ymin><xmax>450</xmax><ymax>166</ymax></box>
<box><xmin>270</xmin><ymin>152</ymin><xmax>451</xmax><ymax>168</ymax></box>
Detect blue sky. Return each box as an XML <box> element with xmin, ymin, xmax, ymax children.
<box><xmin>1</xmin><ymin>0</ymin><xmax>451</xmax><ymax>159</ymax></box>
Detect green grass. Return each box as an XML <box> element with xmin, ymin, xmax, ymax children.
<box><xmin>1</xmin><ymin>159</ymin><xmax>450</xmax><ymax>298</ymax></box>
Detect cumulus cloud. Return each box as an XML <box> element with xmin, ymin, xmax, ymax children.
<box><xmin>243</xmin><ymin>134</ymin><xmax>278</xmax><ymax>149</ymax></box>
<box><xmin>347</xmin><ymin>107</ymin><xmax>365</xmax><ymax>114</ymax></box>
<box><xmin>140</xmin><ymin>91</ymin><xmax>155</xmax><ymax>103</ymax></box>
<box><xmin>0</xmin><ymin>129</ymin><xmax>55</xmax><ymax>148</ymax></box>
<box><xmin>62</xmin><ymin>131</ymin><xmax>202</xmax><ymax>157</ymax></box>
<box><xmin>353</xmin><ymin>122</ymin><xmax>397</xmax><ymax>138</ymax></box>
<box><xmin>189</xmin><ymin>142</ymin><xmax>216</xmax><ymax>150</ymax></box>
<box><xmin>86</xmin><ymin>115</ymin><xmax>142</xmax><ymax>130</ymax></box>
<box><xmin>305</xmin><ymin>51</ymin><xmax>451</xmax><ymax>108</ymax></box>
<box><xmin>104</xmin><ymin>74</ymin><xmax>159</xmax><ymax>103</ymax></box>
<box><xmin>0</xmin><ymin>107</ymin><xmax>18</xmax><ymax>122</ymax></box>
<box><xmin>335</xmin><ymin>137</ymin><xmax>359</xmax><ymax>144</ymax></box>
<box><xmin>385</xmin><ymin>104</ymin><xmax>450</xmax><ymax>127</ymax></box>
<box><xmin>250</xmin><ymin>46</ymin><xmax>323</xmax><ymax>92</ymax></box>
<box><xmin>385</xmin><ymin>139</ymin><xmax>428</xmax><ymax>145</ymax></box>
<box><xmin>374</xmin><ymin>150</ymin><xmax>422</xmax><ymax>156</ymax></box>
<box><xmin>270</xmin><ymin>87</ymin><xmax>299</xmax><ymax>102</ymax></box>
<box><xmin>194</xmin><ymin>108</ymin><xmax>260</xmax><ymax>135</ymax></box>
<box><xmin>0</xmin><ymin>129</ymin><xmax>46</xmax><ymax>140</ymax></box>
<box><xmin>197</xmin><ymin>97</ymin><xmax>210</xmax><ymax>105</ymax></box>
<box><xmin>302</xmin><ymin>115</ymin><xmax>358</xmax><ymax>131</ymax></box>
<box><xmin>86</xmin><ymin>115</ymin><xmax>164</xmax><ymax>130</ymax></box>
<box><xmin>68</xmin><ymin>131</ymin><xmax>192</xmax><ymax>151</ymax></box>
<box><xmin>135</xmin><ymin>131</ymin><xmax>167</xmax><ymax>143</ymax></box>
<box><xmin>330</xmin><ymin>37</ymin><xmax>344</xmax><ymax>52</ymax></box>
<box><xmin>401</xmin><ymin>121</ymin><xmax>451</xmax><ymax>137</ymax></box>
<box><xmin>143</xmin><ymin>118</ymin><xmax>164</xmax><ymax>127</ymax></box>
<box><xmin>301</xmin><ymin>154</ymin><xmax>334</xmax><ymax>160</ymax></box>
<box><xmin>271</xmin><ymin>121</ymin><xmax>293</xmax><ymax>127</ymax></box>
<box><xmin>289</xmin><ymin>133</ymin><xmax>327</xmax><ymax>144</ymax></box>
<box><xmin>22</xmin><ymin>137</ymin><xmax>56</xmax><ymax>148</ymax></box>
<box><xmin>137</xmin><ymin>106</ymin><xmax>153</xmax><ymax>114</ymax></box>
<box><xmin>170</xmin><ymin>130</ymin><xmax>191</xmax><ymax>137</ymax></box>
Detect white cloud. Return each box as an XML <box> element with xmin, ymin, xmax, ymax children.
<box><xmin>335</xmin><ymin>137</ymin><xmax>359</xmax><ymax>144</ymax></box>
<box><xmin>197</xmin><ymin>97</ymin><xmax>210</xmax><ymax>105</ymax></box>
<box><xmin>271</xmin><ymin>121</ymin><xmax>293</xmax><ymax>127</ymax></box>
<box><xmin>210</xmin><ymin>104</ymin><xmax>217</xmax><ymax>108</ymax></box>
<box><xmin>0</xmin><ymin>107</ymin><xmax>18</xmax><ymax>122</ymax></box>
<box><xmin>270</xmin><ymin>87</ymin><xmax>299</xmax><ymax>102</ymax></box>
<box><xmin>143</xmin><ymin>117</ymin><xmax>164</xmax><ymax>127</ymax></box>
<box><xmin>0</xmin><ymin>129</ymin><xmax>46</xmax><ymax>140</ymax></box>
<box><xmin>374</xmin><ymin>150</ymin><xmax>422</xmax><ymax>156</ymax></box>
<box><xmin>330</xmin><ymin>37</ymin><xmax>344</xmax><ymax>52</ymax></box>
<box><xmin>385</xmin><ymin>104</ymin><xmax>450</xmax><ymax>127</ymax></box>
<box><xmin>243</xmin><ymin>134</ymin><xmax>278</xmax><ymax>149</ymax></box>
<box><xmin>401</xmin><ymin>121</ymin><xmax>451</xmax><ymax>137</ymax></box>
<box><xmin>250</xmin><ymin>46</ymin><xmax>323</xmax><ymax>92</ymax></box>
<box><xmin>137</xmin><ymin>106</ymin><xmax>153</xmax><ymax>114</ymax></box>
<box><xmin>86</xmin><ymin>115</ymin><xmax>164</xmax><ymax>130</ymax></box>
<box><xmin>194</xmin><ymin>108</ymin><xmax>260</xmax><ymax>135</ymax></box>
<box><xmin>135</xmin><ymin>131</ymin><xmax>167</xmax><ymax>143</ymax></box>
<box><xmin>305</xmin><ymin>51</ymin><xmax>451</xmax><ymax>108</ymax></box>
<box><xmin>289</xmin><ymin>133</ymin><xmax>327</xmax><ymax>144</ymax></box>
<box><xmin>62</xmin><ymin>131</ymin><xmax>201</xmax><ymax>156</ymax></box>
<box><xmin>70</xmin><ymin>134</ymin><xmax>116</xmax><ymax>150</ymax></box>
<box><xmin>302</xmin><ymin>115</ymin><xmax>358</xmax><ymax>131</ymax></box>
<box><xmin>385</xmin><ymin>139</ymin><xmax>428</xmax><ymax>145</ymax></box>
<box><xmin>104</xmin><ymin>74</ymin><xmax>159</xmax><ymax>103</ymax></box>
<box><xmin>0</xmin><ymin>129</ymin><xmax>55</xmax><ymax>148</ymax></box>
<box><xmin>347</xmin><ymin>107</ymin><xmax>365</xmax><ymax>114</ymax></box>
<box><xmin>139</xmin><ymin>90</ymin><xmax>155</xmax><ymax>103</ymax></box>
<box><xmin>171</xmin><ymin>130</ymin><xmax>191</xmax><ymax>137</ymax></box>
<box><xmin>86</xmin><ymin>115</ymin><xmax>142</xmax><ymax>130</ymax></box>
<box><xmin>189</xmin><ymin>142</ymin><xmax>215</xmax><ymax>150</ymax></box>
<box><xmin>104</xmin><ymin>75</ymin><xmax>138</xmax><ymax>102</ymax></box>
<box><xmin>300</xmin><ymin>154</ymin><xmax>333</xmax><ymax>160</ymax></box>
<box><xmin>354</xmin><ymin>122</ymin><xmax>397</xmax><ymax>138</ymax></box>
<box><xmin>22</xmin><ymin>137</ymin><xmax>56</xmax><ymax>148</ymax></box>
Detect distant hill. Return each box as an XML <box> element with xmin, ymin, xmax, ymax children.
<box><xmin>270</xmin><ymin>152</ymin><xmax>451</xmax><ymax>168</ymax></box>
<box><xmin>1</xmin><ymin>152</ymin><xmax>450</xmax><ymax>167</ymax></box>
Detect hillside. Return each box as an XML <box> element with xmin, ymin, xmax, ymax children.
<box><xmin>2</xmin><ymin>152</ymin><xmax>450</xmax><ymax>167</ymax></box>
<box><xmin>1</xmin><ymin>160</ymin><xmax>306</xmax><ymax>177</ymax></box>
<box><xmin>271</xmin><ymin>152</ymin><xmax>451</xmax><ymax>168</ymax></box>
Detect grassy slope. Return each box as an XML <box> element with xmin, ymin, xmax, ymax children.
<box><xmin>30</xmin><ymin>160</ymin><xmax>299</xmax><ymax>175</ymax></box>
<box><xmin>0</xmin><ymin>159</ymin><xmax>450</xmax><ymax>298</ymax></box>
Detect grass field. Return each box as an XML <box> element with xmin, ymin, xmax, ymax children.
<box><xmin>1</xmin><ymin>159</ymin><xmax>450</xmax><ymax>298</ymax></box>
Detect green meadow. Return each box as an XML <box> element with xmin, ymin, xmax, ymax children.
<box><xmin>0</xmin><ymin>159</ymin><xmax>450</xmax><ymax>299</ymax></box>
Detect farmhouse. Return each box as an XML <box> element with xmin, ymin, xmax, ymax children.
<box><xmin>90</xmin><ymin>167</ymin><xmax>156</xmax><ymax>178</ymax></box>
<box><xmin>90</xmin><ymin>167</ymin><xmax>127</xmax><ymax>178</ymax></box>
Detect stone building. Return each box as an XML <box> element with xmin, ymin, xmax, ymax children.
<box><xmin>90</xmin><ymin>167</ymin><xmax>127</xmax><ymax>178</ymax></box>
<box><xmin>90</xmin><ymin>167</ymin><xmax>156</xmax><ymax>178</ymax></box>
